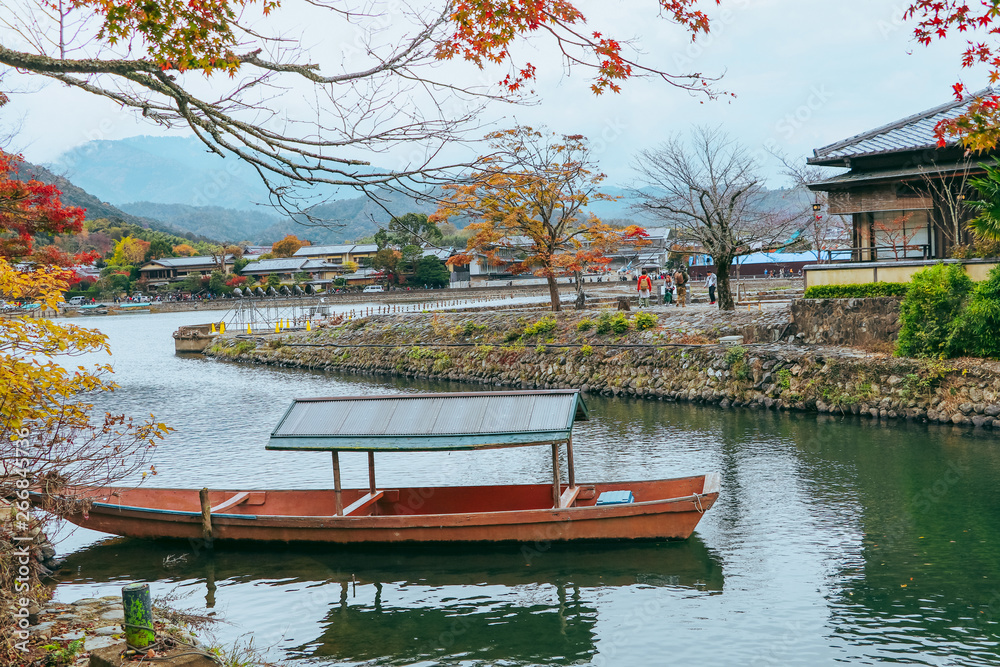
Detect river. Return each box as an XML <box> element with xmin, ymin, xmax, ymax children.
<box><xmin>47</xmin><ymin>310</ymin><xmax>1000</xmax><ymax>666</ymax></box>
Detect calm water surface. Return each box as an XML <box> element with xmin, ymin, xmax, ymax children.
<box><xmin>49</xmin><ymin>311</ymin><xmax>1000</xmax><ymax>666</ymax></box>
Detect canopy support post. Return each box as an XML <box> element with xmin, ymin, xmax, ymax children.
<box><xmin>566</xmin><ymin>436</ymin><xmax>576</xmax><ymax>489</ymax></box>
<box><xmin>332</xmin><ymin>451</ymin><xmax>343</xmax><ymax>516</ymax></box>
<box><xmin>367</xmin><ymin>451</ymin><xmax>376</xmax><ymax>494</ymax></box>
<box><xmin>551</xmin><ymin>443</ymin><xmax>561</xmax><ymax>509</ymax></box>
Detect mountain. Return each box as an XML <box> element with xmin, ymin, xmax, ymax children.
<box><xmin>48</xmin><ymin>136</ymin><xmax>273</xmax><ymax>210</ymax></box>
<box><xmin>118</xmin><ymin>202</ymin><xmax>282</xmax><ymax>244</ymax></box>
<box><xmin>18</xmin><ymin>160</ymin><xmax>177</xmax><ymax>231</ymax></box>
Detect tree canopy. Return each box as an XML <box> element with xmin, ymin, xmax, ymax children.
<box><xmin>434</xmin><ymin>127</ymin><xmax>648</xmax><ymax>311</ymax></box>
<box><xmin>0</xmin><ymin>0</ymin><xmax>726</xmax><ymax>220</ymax></box>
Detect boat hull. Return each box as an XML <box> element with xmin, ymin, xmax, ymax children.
<box><xmin>56</xmin><ymin>475</ymin><xmax>719</xmax><ymax>544</ymax></box>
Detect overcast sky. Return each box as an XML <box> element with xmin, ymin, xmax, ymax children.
<box><xmin>0</xmin><ymin>0</ymin><xmax>987</xmax><ymax>188</ymax></box>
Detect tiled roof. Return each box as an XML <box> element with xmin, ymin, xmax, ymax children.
<box><xmin>352</xmin><ymin>244</ymin><xmax>378</xmax><ymax>253</ymax></box>
<box><xmin>809</xmin><ymin>88</ymin><xmax>994</xmax><ymax>165</ymax></box>
<box><xmin>807</xmin><ymin>161</ymin><xmax>980</xmax><ymax>189</ymax></box>
<box><xmin>294</xmin><ymin>244</ymin><xmax>354</xmax><ymax>257</ymax></box>
<box><xmin>241</xmin><ymin>258</ymin><xmax>310</xmax><ymax>273</ymax></box>
<box><xmin>147</xmin><ymin>255</ymin><xmax>230</xmax><ymax>268</ymax></box>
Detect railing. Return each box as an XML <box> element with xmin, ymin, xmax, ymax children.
<box><xmin>815</xmin><ymin>244</ymin><xmax>932</xmax><ymax>263</ymax></box>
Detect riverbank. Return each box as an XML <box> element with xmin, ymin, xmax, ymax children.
<box><xmin>205</xmin><ymin>306</ymin><xmax>1000</xmax><ymax>432</ymax></box>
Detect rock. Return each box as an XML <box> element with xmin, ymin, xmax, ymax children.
<box><xmin>93</xmin><ymin>625</ymin><xmax>123</xmax><ymax>636</ymax></box>
<box><xmin>84</xmin><ymin>636</ymin><xmax>121</xmax><ymax>652</ymax></box>
<box><xmin>959</xmin><ymin>403</ymin><xmax>974</xmax><ymax>415</ymax></box>
<box><xmin>952</xmin><ymin>413</ymin><xmax>968</xmax><ymax>425</ymax></box>
<box><xmin>972</xmin><ymin>415</ymin><xmax>991</xmax><ymax>428</ymax></box>
<box><xmin>99</xmin><ymin>609</ymin><xmax>125</xmax><ymax>622</ymax></box>
<box><xmin>987</xmin><ymin>405</ymin><xmax>1000</xmax><ymax>417</ymax></box>
<box><xmin>30</xmin><ymin>621</ymin><xmax>56</xmax><ymax>638</ymax></box>
<box><xmin>970</xmin><ymin>387</ymin><xmax>984</xmax><ymax>402</ymax></box>
<box><xmin>71</xmin><ymin>598</ymin><xmax>102</xmax><ymax>606</ymax></box>
<box><xmin>974</xmin><ymin>403</ymin><xmax>986</xmax><ymax>415</ymax></box>
<box><xmin>51</xmin><ymin>631</ymin><xmax>85</xmax><ymax>641</ymax></box>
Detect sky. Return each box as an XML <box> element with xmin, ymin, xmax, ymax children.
<box><xmin>0</xmin><ymin>0</ymin><xmax>988</xmax><ymax>189</ymax></box>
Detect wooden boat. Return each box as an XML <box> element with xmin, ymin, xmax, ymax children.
<box><xmin>55</xmin><ymin>391</ymin><xmax>720</xmax><ymax>544</ymax></box>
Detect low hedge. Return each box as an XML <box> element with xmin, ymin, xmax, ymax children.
<box><xmin>803</xmin><ymin>282</ymin><xmax>910</xmax><ymax>299</ymax></box>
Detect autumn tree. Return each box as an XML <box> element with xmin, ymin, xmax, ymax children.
<box><xmin>272</xmin><ymin>235</ymin><xmax>303</xmax><ymax>258</ymax></box>
<box><xmin>0</xmin><ymin>151</ymin><xmax>85</xmax><ymax>262</ymax></box>
<box><xmin>0</xmin><ymin>151</ymin><xmax>168</xmax><ymax>660</ymax></box>
<box><xmin>0</xmin><ymin>1</ymin><xmax>726</xmax><ymax>219</ymax></box>
<box><xmin>434</xmin><ymin>127</ymin><xmax>648</xmax><ymax>311</ymax></box>
<box><xmin>632</xmin><ymin>127</ymin><xmax>805</xmax><ymax>310</ymax></box>
<box><xmin>108</xmin><ymin>236</ymin><xmax>150</xmax><ymax>267</ymax></box>
<box><xmin>172</xmin><ymin>243</ymin><xmax>197</xmax><ymax>257</ymax></box>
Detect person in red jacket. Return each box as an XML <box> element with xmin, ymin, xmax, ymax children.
<box><xmin>637</xmin><ymin>269</ymin><xmax>653</xmax><ymax>308</ymax></box>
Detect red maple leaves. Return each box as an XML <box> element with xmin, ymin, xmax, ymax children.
<box><xmin>906</xmin><ymin>1</ymin><xmax>1000</xmax><ymax>149</ymax></box>
<box><xmin>0</xmin><ymin>150</ymin><xmax>87</xmax><ymax>263</ymax></box>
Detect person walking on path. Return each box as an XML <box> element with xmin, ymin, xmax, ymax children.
<box><xmin>705</xmin><ymin>271</ymin><xmax>717</xmax><ymax>305</ymax></box>
<box><xmin>661</xmin><ymin>273</ymin><xmax>673</xmax><ymax>305</ymax></box>
<box><xmin>673</xmin><ymin>267</ymin><xmax>688</xmax><ymax>308</ymax></box>
<box><xmin>637</xmin><ymin>269</ymin><xmax>653</xmax><ymax>308</ymax></box>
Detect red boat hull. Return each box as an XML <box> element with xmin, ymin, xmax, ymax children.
<box><xmin>58</xmin><ymin>474</ymin><xmax>719</xmax><ymax>544</ymax></box>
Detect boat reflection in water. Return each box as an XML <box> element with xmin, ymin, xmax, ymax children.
<box><xmin>58</xmin><ymin>536</ymin><xmax>723</xmax><ymax>665</ymax></box>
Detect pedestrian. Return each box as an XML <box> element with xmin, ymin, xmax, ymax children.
<box><xmin>706</xmin><ymin>271</ymin><xmax>717</xmax><ymax>305</ymax></box>
<box><xmin>637</xmin><ymin>269</ymin><xmax>653</xmax><ymax>308</ymax></box>
<box><xmin>673</xmin><ymin>267</ymin><xmax>688</xmax><ymax>308</ymax></box>
<box><xmin>661</xmin><ymin>274</ymin><xmax>673</xmax><ymax>305</ymax></box>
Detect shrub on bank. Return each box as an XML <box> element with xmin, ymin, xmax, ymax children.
<box><xmin>896</xmin><ymin>263</ymin><xmax>973</xmax><ymax>358</ymax></box>
<box><xmin>804</xmin><ymin>282</ymin><xmax>909</xmax><ymax>299</ymax></box>
<box><xmin>952</xmin><ymin>266</ymin><xmax>1000</xmax><ymax>359</ymax></box>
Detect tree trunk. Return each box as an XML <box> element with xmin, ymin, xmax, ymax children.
<box><xmin>717</xmin><ymin>257</ymin><xmax>735</xmax><ymax>311</ymax></box>
<box><xmin>546</xmin><ymin>274</ymin><xmax>561</xmax><ymax>311</ymax></box>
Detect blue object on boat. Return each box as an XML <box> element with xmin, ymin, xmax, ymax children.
<box><xmin>596</xmin><ymin>490</ymin><xmax>634</xmax><ymax>506</ymax></box>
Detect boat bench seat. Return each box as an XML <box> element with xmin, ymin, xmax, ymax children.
<box><xmin>211</xmin><ymin>491</ymin><xmax>266</xmax><ymax>513</ymax></box>
<box><xmin>343</xmin><ymin>491</ymin><xmax>383</xmax><ymax>516</ymax></box>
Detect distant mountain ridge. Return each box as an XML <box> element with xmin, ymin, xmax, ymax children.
<box><xmin>38</xmin><ymin>136</ymin><xmax>811</xmax><ymax>245</ymax></box>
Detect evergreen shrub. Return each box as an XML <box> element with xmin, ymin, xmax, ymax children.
<box><xmin>895</xmin><ymin>263</ymin><xmax>973</xmax><ymax>358</ymax></box>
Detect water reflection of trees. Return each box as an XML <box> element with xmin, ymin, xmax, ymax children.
<box><xmin>767</xmin><ymin>412</ymin><xmax>1000</xmax><ymax>661</ymax></box>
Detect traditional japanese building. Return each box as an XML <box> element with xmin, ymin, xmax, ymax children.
<box><xmin>807</xmin><ymin>89</ymin><xmax>997</xmax><ymax>262</ymax></box>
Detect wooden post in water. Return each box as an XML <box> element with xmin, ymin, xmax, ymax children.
<box><xmin>332</xmin><ymin>451</ymin><xmax>344</xmax><ymax>516</ymax></box>
<box><xmin>122</xmin><ymin>583</ymin><xmax>155</xmax><ymax>649</ymax></box>
<box><xmin>551</xmin><ymin>443</ymin><xmax>561</xmax><ymax>508</ymax></box>
<box><xmin>368</xmin><ymin>451</ymin><xmax>376</xmax><ymax>494</ymax></box>
<box><xmin>199</xmin><ymin>488</ymin><xmax>213</xmax><ymax>548</ymax></box>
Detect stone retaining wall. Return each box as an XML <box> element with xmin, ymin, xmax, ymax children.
<box><xmin>790</xmin><ymin>297</ymin><xmax>902</xmax><ymax>349</ymax></box>
<box><xmin>205</xmin><ymin>309</ymin><xmax>1000</xmax><ymax>433</ymax></box>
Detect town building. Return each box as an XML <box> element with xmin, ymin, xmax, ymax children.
<box><xmin>239</xmin><ymin>257</ymin><xmax>339</xmax><ymax>282</ymax></box>
<box><xmin>293</xmin><ymin>243</ymin><xmax>380</xmax><ymax>266</ymax></box>
<box><xmin>137</xmin><ymin>255</ymin><xmax>233</xmax><ymax>286</ymax></box>
<box><xmin>806</xmin><ymin>89</ymin><xmax>995</xmax><ymax>262</ymax></box>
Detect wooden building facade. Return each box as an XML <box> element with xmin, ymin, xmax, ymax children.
<box><xmin>807</xmin><ymin>90</ymin><xmax>996</xmax><ymax>262</ymax></box>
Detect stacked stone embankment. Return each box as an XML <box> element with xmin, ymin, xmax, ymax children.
<box><xmin>205</xmin><ymin>307</ymin><xmax>1000</xmax><ymax>432</ymax></box>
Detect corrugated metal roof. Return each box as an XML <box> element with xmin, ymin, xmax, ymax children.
<box><xmin>267</xmin><ymin>390</ymin><xmax>589</xmax><ymax>451</ymax></box>
<box><xmin>809</xmin><ymin>88</ymin><xmax>995</xmax><ymax>164</ymax></box>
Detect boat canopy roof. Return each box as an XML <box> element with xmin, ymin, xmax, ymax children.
<box><xmin>267</xmin><ymin>390</ymin><xmax>589</xmax><ymax>452</ymax></box>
